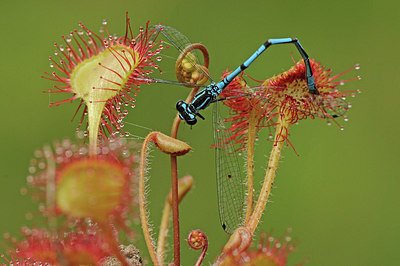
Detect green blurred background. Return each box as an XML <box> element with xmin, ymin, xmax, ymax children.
<box><xmin>0</xmin><ymin>0</ymin><xmax>398</xmax><ymax>265</ymax></box>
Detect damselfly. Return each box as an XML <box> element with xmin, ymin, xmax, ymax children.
<box><xmin>142</xmin><ymin>25</ymin><xmax>334</xmax><ymax>233</ymax></box>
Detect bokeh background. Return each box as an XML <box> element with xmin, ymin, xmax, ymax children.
<box><xmin>0</xmin><ymin>0</ymin><xmax>398</xmax><ymax>265</ymax></box>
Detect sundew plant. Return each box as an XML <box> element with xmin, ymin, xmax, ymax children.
<box><xmin>1</xmin><ymin>14</ymin><xmax>360</xmax><ymax>265</ymax></box>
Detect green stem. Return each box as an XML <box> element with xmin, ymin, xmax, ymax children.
<box><xmin>246</xmin><ymin>113</ymin><xmax>290</xmax><ymax>233</ymax></box>
<box><xmin>87</xmin><ymin>102</ymin><xmax>105</xmax><ymax>156</ymax></box>
<box><xmin>244</xmin><ymin>108</ymin><xmax>258</xmax><ymax>223</ymax></box>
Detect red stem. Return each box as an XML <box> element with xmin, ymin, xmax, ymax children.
<box><xmin>170</xmin><ymin>155</ymin><xmax>180</xmax><ymax>265</ymax></box>
<box><xmin>170</xmin><ymin>115</ymin><xmax>182</xmax><ymax>265</ymax></box>
<box><xmin>169</xmin><ymin>43</ymin><xmax>209</xmax><ymax>265</ymax></box>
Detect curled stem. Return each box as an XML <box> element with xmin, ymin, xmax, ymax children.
<box><xmin>246</xmin><ymin>112</ymin><xmax>291</xmax><ymax>233</ymax></box>
<box><xmin>139</xmin><ymin>132</ymin><xmax>191</xmax><ymax>265</ymax></box>
<box><xmin>187</xmin><ymin>230</ymin><xmax>208</xmax><ymax>266</ymax></box>
<box><xmin>169</xmin><ymin>43</ymin><xmax>210</xmax><ymax>266</ymax></box>
<box><xmin>175</xmin><ymin>43</ymin><xmax>210</xmax><ymax>85</ymax></box>
<box><xmin>171</xmin><ymin>42</ymin><xmax>210</xmax><ymax>139</ymax></box>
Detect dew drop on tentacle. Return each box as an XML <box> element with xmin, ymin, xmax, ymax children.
<box><xmin>78</xmin><ymin>147</ymin><xmax>87</xmax><ymax>155</ymax></box>
<box><xmin>38</xmin><ymin>162</ymin><xmax>46</xmax><ymax>170</ymax></box>
<box><xmin>65</xmin><ymin>150</ymin><xmax>73</xmax><ymax>158</ymax></box>
<box><xmin>26</xmin><ymin>175</ymin><xmax>34</xmax><ymax>183</ymax></box>
<box><xmin>28</xmin><ymin>166</ymin><xmax>36</xmax><ymax>174</ymax></box>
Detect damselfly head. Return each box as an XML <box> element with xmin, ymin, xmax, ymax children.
<box><xmin>176</xmin><ymin>100</ymin><xmax>197</xmax><ymax>125</ymax></box>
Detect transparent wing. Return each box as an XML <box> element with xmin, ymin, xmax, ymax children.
<box><xmin>150</xmin><ymin>25</ymin><xmax>215</xmax><ymax>84</ymax></box>
<box><xmin>212</xmin><ymin>99</ymin><xmax>246</xmax><ymax>234</ymax></box>
<box><xmin>318</xmin><ymin>97</ymin><xmax>349</xmax><ymax>118</ymax></box>
<box><xmin>134</xmin><ymin>77</ymin><xmax>207</xmax><ymax>88</ymax></box>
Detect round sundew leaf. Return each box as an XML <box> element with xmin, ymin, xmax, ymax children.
<box><xmin>56</xmin><ymin>158</ymin><xmax>127</xmax><ymax>221</ymax></box>
<box><xmin>71</xmin><ymin>45</ymin><xmax>138</xmax><ymax>103</ymax></box>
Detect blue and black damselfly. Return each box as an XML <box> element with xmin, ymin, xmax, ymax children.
<box><xmin>139</xmin><ymin>25</ymin><xmax>347</xmax><ymax>233</ymax></box>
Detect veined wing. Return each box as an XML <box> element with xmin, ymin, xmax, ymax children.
<box><xmin>317</xmin><ymin>97</ymin><xmax>349</xmax><ymax>118</ymax></box>
<box><xmin>212</xmin><ymin>97</ymin><xmax>246</xmax><ymax>233</ymax></box>
<box><xmin>134</xmin><ymin>77</ymin><xmax>207</xmax><ymax>88</ymax></box>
